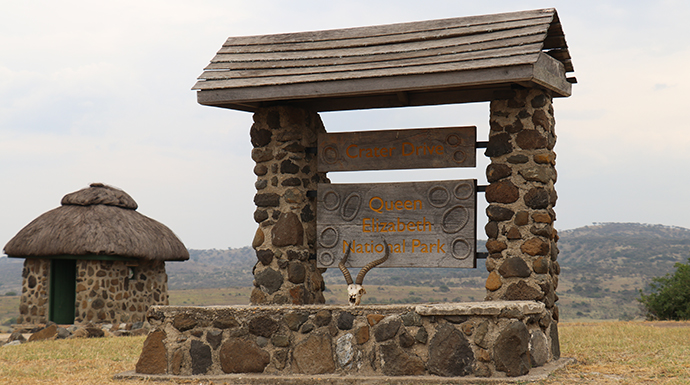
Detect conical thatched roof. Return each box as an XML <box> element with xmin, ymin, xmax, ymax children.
<box><xmin>4</xmin><ymin>183</ymin><xmax>189</xmax><ymax>261</ymax></box>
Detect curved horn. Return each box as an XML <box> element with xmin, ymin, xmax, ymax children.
<box><xmin>355</xmin><ymin>240</ymin><xmax>390</xmax><ymax>285</ymax></box>
<box><xmin>339</xmin><ymin>243</ymin><xmax>354</xmax><ymax>285</ymax></box>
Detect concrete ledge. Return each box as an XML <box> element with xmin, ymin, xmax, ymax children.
<box><xmin>415</xmin><ymin>301</ymin><xmax>544</xmax><ymax>316</ymax></box>
<box><xmin>115</xmin><ymin>357</ymin><xmax>575</xmax><ymax>384</ymax></box>
<box><xmin>145</xmin><ymin>301</ymin><xmax>545</xmax><ymax>322</ymax></box>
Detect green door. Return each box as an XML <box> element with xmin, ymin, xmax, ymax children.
<box><xmin>49</xmin><ymin>259</ymin><xmax>76</xmax><ymax>324</ymax></box>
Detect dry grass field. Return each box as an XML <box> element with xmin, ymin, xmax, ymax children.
<box><xmin>0</xmin><ymin>296</ymin><xmax>19</xmax><ymax>333</ymax></box>
<box><xmin>0</xmin><ymin>321</ymin><xmax>688</xmax><ymax>384</ymax></box>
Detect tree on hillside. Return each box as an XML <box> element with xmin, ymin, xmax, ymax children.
<box><xmin>639</xmin><ymin>258</ymin><xmax>690</xmax><ymax>320</ymax></box>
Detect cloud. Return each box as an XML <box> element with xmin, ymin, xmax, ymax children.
<box><xmin>3</xmin><ymin>1</ymin><xmax>690</xmax><ymax>251</ymax></box>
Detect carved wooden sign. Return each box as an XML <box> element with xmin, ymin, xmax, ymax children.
<box><xmin>317</xmin><ymin>126</ymin><xmax>476</xmax><ymax>172</ymax></box>
<box><xmin>316</xmin><ymin>179</ymin><xmax>476</xmax><ymax>269</ymax></box>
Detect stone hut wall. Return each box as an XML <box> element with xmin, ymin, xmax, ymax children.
<box><xmin>250</xmin><ymin>106</ymin><xmax>329</xmax><ymax>305</ymax></box>
<box><xmin>17</xmin><ymin>259</ymin><xmax>50</xmax><ymax>324</ymax></box>
<box><xmin>135</xmin><ymin>302</ymin><xmax>559</xmax><ymax>378</ymax></box>
<box><xmin>483</xmin><ymin>88</ymin><xmax>560</xmax><ymax>322</ymax></box>
<box><xmin>75</xmin><ymin>259</ymin><xmax>168</xmax><ymax>324</ymax></box>
<box><xmin>16</xmin><ymin>258</ymin><xmax>168</xmax><ymax>325</ymax></box>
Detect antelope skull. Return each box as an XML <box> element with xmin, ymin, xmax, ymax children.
<box><xmin>339</xmin><ymin>241</ymin><xmax>390</xmax><ymax>306</ymax></box>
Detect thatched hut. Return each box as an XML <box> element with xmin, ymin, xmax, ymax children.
<box><xmin>3</xmin><ymin>183</ymin><xmax>189</xmax><ymax>325</ymax></box>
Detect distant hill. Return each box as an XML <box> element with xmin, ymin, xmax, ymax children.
<box><xmin>166</xmin><ymin>248</ymin><xmax>256</xmax><ymax>289</ymax></box>
<box><xmin>165</xmin><ymin>222</ymin><xmax>690</xmax><ymax>290</ymax></box>
<box><xmin>0</xmin><ymin>257</ymin><xmax>23</xmax><ymax>294</ymax></box>
<box><xmin>163</xmin><ymin>222</ymin><xmax>690</xmax><ymax>320</ymax></box>
<box><xmin>561</xmin><ymin>222</ymin><xmax>690</xmax><ymax>239</ymax></box>
<box><xmin>558</xmin><ymin>223</ymin><xmax>690</xmax><ymax>278</ymax></box>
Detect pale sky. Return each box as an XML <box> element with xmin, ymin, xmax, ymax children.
<box><xmin>2</xmin><ymin>1</ymin><xmax>689</xmax><ymax>251</ymax></box>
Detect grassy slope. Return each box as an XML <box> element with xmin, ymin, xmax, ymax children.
<box><xmin>1</xmin><ymin>322</ymin><xmax>689</xmax><ymax>384</ymax></box>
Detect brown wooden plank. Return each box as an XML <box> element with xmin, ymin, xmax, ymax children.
<box><xmin>205</xmin><ymin>34</ymin><xmax>545</xmax><ymax>71</ymax></box>
<box><xmin>531</xmin><ymin>52</ymin><xmax>571</xmax><ymax>97</ymax></box>
<box><xmin>217</xmin><ymin>16</ymin><xmax>552</xmax><ymax>54</ymax></box>
<box><xmin>195</xmin><ymin>63</ymin><xmax>539</xmax><ymax>105</ymax></box>
<box><xmin>206</xmin><ymin>35</ymin><xmax>544</xmax><ymax>72</ymax></box>
<box><xmin>201</xmin><ymin>44</ymin><xmax>543</xmax><ymax>81</ymax></box>
<box><xmin>543</xmin><ymin>34</ymin><xmax>567</xmax><ymax>49</ymax></box>
<box><xmin>201</xmin><ymin>84</ymin><xmax>519</xmax><ymax>113</ymax></box>
<box><xmin>544</xmin><ymin>48</ymin><xmax>573</xmax><ymax>72</ymax></box>
<box><xmin>192</xmin><ymin>8</ymin><xmax>574</xmax><ymax>113</ymax></box>
<box><xmin>545</xmin><ymin>48</ymin><xmax>570</xmax><ymax>62</ymax></box>
<box><xmin>209</xmin><ymin>25</ymin><xmax>547</xmax><ymax>63</ymax></box>
<box><xmin>220</xmin><ymin>8</ymin><xmax>555</xmax><ymax>46</ymax></box>
<box><xmin>194</xmin><ymin>53</ymin><xmax>540</xmax><ymax>90</ymax></box>
<box><xmin>293</xmin><ymin>86</ymin><xmax>512</xmax><ymax>112</ymax></box>
<box><xmin>318</xmin><ymin>127</ymin><xmax>476</xmax><ymax>172</ymax></box>
<box><xmin>316</xmin><ymin>180</ymin><xmax>477</xmax><ymax>268</ymax></box>
<box><xmin>563</xmin><ymin>59</ymin><xmax>574</xmax><ymax>73</ymax></box>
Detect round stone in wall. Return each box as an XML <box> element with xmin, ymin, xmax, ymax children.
<box><xmin>220</xmin><ymin>338</ymin><xmax>270</xmax><ymax>373</ymax></box>
<box><xmin>493</xmin><ymin>320</ymin><xmax>530</xmax><ymax>377</ymax></box>
<box><xmin>272</xmin><ymin>213</ymin><xmax>304</xmax><ymax>247</ymax></box>
<box><xmin>486</xmin><ymin>205</ymin><xmax>514</xmax><ymax>222</ymax></box>
<box><xmin>427</xmin><ymin>324</ymin><xmax>475</xmax><ymax>377</ymax></box>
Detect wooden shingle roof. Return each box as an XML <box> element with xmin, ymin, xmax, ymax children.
<box><xmin>4</xmin><ymin>184</ymin><xmax>189</xmax><ymax>261</ymax></box>
<box><xmin>193</xmin><ymin>8</ymin><xmax>574</xmax><ymax>112</ymax></box>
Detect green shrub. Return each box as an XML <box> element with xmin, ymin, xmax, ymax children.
<box><xmin>639</xmin><ymin>259</ymin><xmax>690</xmax><ymax>320</ymax></box>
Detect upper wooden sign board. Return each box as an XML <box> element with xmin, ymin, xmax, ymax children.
<box><xmin>194</xmin><ymin>8</ymin><xmax>575</xmax><ymax>112</ymax></box>
<box><xmin>318</xmin><ymin>126</ymin><xmax>476</xmax><ymax>172</ymax></box>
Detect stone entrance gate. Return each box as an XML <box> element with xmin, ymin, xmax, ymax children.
<box><xmin>130</xmin><ymin>8</ymin><xmax>576</xmax><ymax>380</ymax></box>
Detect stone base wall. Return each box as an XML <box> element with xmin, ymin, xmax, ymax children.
<box><xmin>17</xmin><ymin>258</ymin><xmax>169</xmax><ymax>325</ymax></box>
<box><xmin>17</xmin><ymin>259</ymin><xmax>50</xmax><ymax>324</ymax></box>
<box><xmin>75</xmin><ymin>260</ymin><xmax>168</xmax><ymax>324</ymax></box>
<box><xmin>136</xmin><ymin>302</ymin><xmax>559</xmax><ymax>378</ymax></box>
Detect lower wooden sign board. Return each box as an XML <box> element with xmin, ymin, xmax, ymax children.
<box><xmin>318</xmin><ymin>126</ymin><xmax>476</xmax><ymax>172</ymax></box>
<box><xmin>316</xmin><ymin>179</ymin><xmax>476</xmax><ymax>269</ymax></box>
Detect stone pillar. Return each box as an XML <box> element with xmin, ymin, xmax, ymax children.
<box><xmin>249</xmin><ymin>106</ymin><xmax>328</xmax><ymax>305</ymax></box>
<box><xmin>483</xmin><ymin>88</ymin><xmax>560</xmax><ymax>323</ymax></box>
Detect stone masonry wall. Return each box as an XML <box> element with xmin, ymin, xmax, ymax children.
<box><xmin>17</xmin><ymin>258</ymin><xmax>168</xmax><ymax>325</ymax></box>
<box><xmin>135</xmin><ymin>302</ymin><xmax>559</xmax><ymax>378</ymax></box>
<box><xmin>75</xmin><ymin>260</ymin><xmax>168</xmax><ymax>324</ymax></box>
<box><xmin>250</xmin><ymin>106</ymin><xmax>329</xmax><ymax>305</ymax></box>
<box><xmin>483</xmin><ymin>88</ymin><xmax>560</xmax><ymax>324</ymax></box>
<box><xmin>17</xmin><ymin>258</ymin><xmax>50</xmax><ymax>324</ymax></box>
